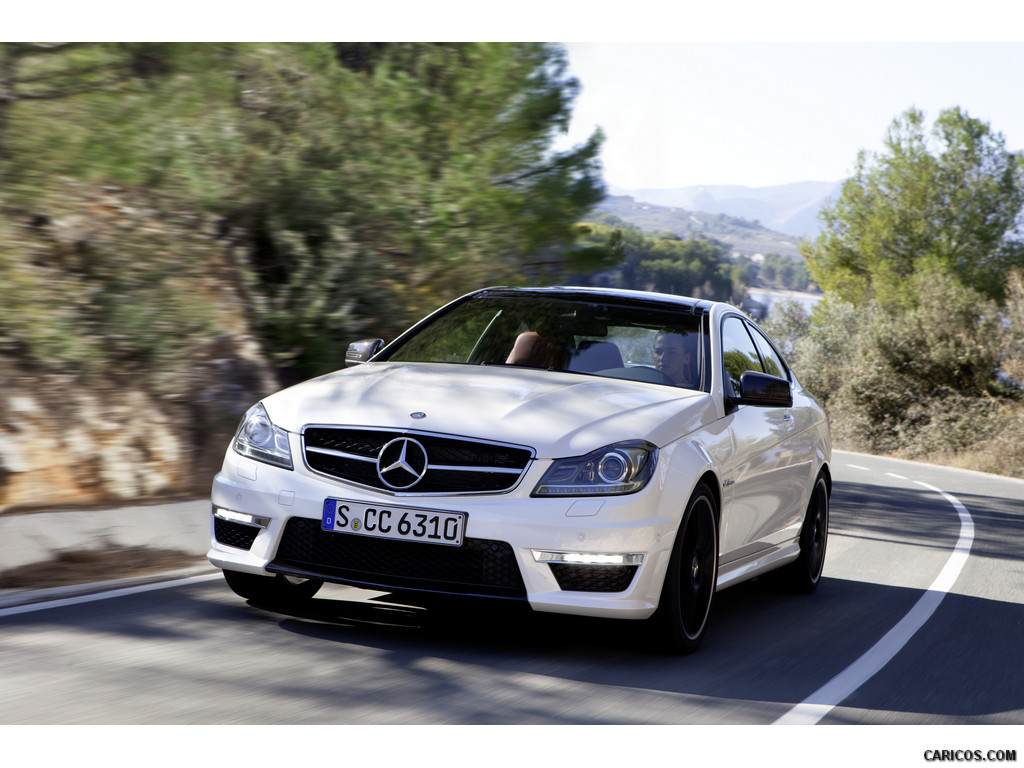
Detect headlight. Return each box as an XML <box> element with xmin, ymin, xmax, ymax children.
<box><xmin>532</xmin><ymin>440</ymin><xmax>658</xmax><ymax>496</ymax></box>
<box><xmin>232</xmin><ymin>403</ymin><xmax>293</xmax><ymax>470</ymax></box>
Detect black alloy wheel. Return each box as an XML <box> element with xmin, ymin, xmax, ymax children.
<box><xmin>656</xmin><ymin>483</ymin><xmax>719</xmax><ymax>654</ymax></box>
<box><xmin>786</xmin><ymin>473</ymin><xmax>830</xmax><ymax>593</ymax></box>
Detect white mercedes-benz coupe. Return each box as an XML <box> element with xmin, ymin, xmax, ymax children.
<box><xmin>209</xmin><ymin>286</ymin><xmax>831</xmax><ymax>652</ymax></box>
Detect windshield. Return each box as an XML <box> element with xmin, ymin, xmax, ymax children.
<box><xmin>381</xmin><ymin>294</ymin><xmax>709</xmax><ymax>391</ymax></box>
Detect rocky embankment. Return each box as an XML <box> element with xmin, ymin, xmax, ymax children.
<box><xmin>0</xmin><ymin>334</ymin><xmax>277</xmax><ymax>515</ymax></box>
<box><xmin>0</xmin><ymin>182</ymin><xmax>286</xmax><ymax>516</ymax></box>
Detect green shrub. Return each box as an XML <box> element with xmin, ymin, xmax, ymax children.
<box><xmin>767</xmin><ymin>269</ymin><xmax>1017</xmax><ymax>463</ymax></box>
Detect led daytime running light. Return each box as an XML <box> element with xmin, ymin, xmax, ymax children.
<box><xmin>532</xmin><ymin>550</ymin><xmax>645</xmax><ymax>566</ymax></box>
<box><xmin>214</xmin><ymin>507</ymin><xmax>271</xmax><ymax>528</ymax></box>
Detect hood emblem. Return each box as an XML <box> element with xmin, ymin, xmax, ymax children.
<box><xmin>377</xmin><ymin>437</ymin><xmax>429</xmax><ymax>490</ymax></box>
<box><xmin>410</xmin><ymin>412</ymin><xmax>426</xmax><ymax>419</ymax></box>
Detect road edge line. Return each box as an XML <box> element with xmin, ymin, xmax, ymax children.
<box><xmin>773</xmin><ymin>480</ymin><xmax>975</xmax><ymax>725</ymax></box>
<box><xmin>0</xmin><ymin>572</ymin><xmax>223</xmax><ymax>618</ymax></box>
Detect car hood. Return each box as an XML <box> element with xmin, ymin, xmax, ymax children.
<box><xmin>262</xmin><ymin>362</ymin><xmax>716</xmax><ymax>457</ymax></box>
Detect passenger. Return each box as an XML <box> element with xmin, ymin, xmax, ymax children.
<box><xmin>506</xmin><ymin>331</ymin><xmax>565</xmax><ymax>369</ymax></box>
<box><xmin>653</xmin><ymin>330</ymin><xmax>698</xmax><ymax>387</ymax></box>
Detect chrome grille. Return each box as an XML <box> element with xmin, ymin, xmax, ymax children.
<box><xmin>302</xmin><ymin>426</ymin><xmax>533</xmax><ymax>495</ymax></box>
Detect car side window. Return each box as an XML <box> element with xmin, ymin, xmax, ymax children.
<box><xmin>747</xmin><ymin>323</ymin><xmax>788</xmax><ymax>381</ymax></box>
<box><xmin>721</xmin><ymin>316</ymin><xmax>763</xmax><ymax>398</ymax></box>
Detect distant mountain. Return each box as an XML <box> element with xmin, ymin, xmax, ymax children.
<box><xmin>608</xmin><ymin>181</ymin><xmax>842</xmax><ymax>239</ymax></box>
<box><xmin>590</xmin><ymin>195</ymin><xmax>806</xmax><ymax>260</ymax></box>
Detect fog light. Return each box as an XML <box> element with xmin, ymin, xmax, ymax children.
<box><xmin>532</xmin><ymin>550</ymin><xmax>644</xmax><ymax>566</ymax></box>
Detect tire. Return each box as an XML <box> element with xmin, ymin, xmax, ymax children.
<box><xmin>654</xmin><ymin>483</ymin><xmax>719</xmax><ymax>654</ymax></box>
<box><xmin>784</xmin><ymin>473</ymin><xmax>829</xmax><ymax>593</ymax></box>
<box><xmin>223</xmin><ymin>570</ymin><xmax>323</xmax><ymax>605</ymax></box>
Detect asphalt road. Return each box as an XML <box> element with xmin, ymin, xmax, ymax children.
<box><xmin>2</xmin><ymin>451</ymin><xmax>1023</xmax><ymax>742</ymax></box>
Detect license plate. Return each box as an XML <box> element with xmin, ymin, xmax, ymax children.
<box><xmin>322</xmin><ymin>498</ymin><xmax>465</xmax><ymax>547</ymax></box>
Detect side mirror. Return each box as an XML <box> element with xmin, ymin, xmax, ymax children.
<box><xmin>735</xmin><ymin>371</ymin><xmax>793</xmax><ymax>408</ymax></box>
<box><xmin>345</xmin><ymin>338</ymin><xmax>384</xmax><ymax>367</ymax></box>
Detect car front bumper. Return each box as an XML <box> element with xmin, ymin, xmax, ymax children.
<box><xmin>208</xmin><ymin>444</ymin><xmax>695</xmax><ymax>620</ymax></box>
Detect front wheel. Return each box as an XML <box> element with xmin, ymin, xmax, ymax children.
<box><xmin>223</xmin><ymin>570</ymin><xmax>323</xmax><ymax>605</ymax></box>
<box><xmin>653</xmin><ymin>483</ymin><xmax>719</xmax><ymax>654</ymax></box>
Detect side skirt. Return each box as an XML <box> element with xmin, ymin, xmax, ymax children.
<box><xmin>716</xmin><ymin>541</ymin><xmax>801</xmax><ymax>591</ymax></box>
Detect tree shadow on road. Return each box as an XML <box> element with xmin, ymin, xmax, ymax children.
<box><xmin>248</xmin><ymin>477</ymin><xmax>1024</xmax><ymax>722</ymax></box>
<box><xmin>2</xmin><ymin>475</ymin><xmax>1021</xmax><ymax>723</ymax></box>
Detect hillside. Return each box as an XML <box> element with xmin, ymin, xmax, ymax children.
<box><xmin>608</xmin><ymin>181</ymin><xmax>842</xmax><ymax>239</ymax></box>
<box><xmin>590</xmin><ymin>195</ymin><xmax>805</xmax><ymax>260</ymax></box>
<box><xmin>0</xmin><ymin>43</ymin><xmax>605</xmax><ymax>515</ymax></box>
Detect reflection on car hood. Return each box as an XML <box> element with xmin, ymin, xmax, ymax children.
<box><xmin>262</xmin><ymin>362</ymin><xmax>714</xmax><ymax>457</ymax></box>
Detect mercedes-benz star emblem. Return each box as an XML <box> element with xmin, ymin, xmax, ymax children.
<box><xmin>377</xmin><ymin>437</ymin><xmax>429</xmax><ymax>490</ymax></box>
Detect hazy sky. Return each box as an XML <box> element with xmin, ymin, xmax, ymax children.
<box><xmin>560</xmin><ymin>42</ymin><xmax>1024</xmax><ymax>190</ymax></box>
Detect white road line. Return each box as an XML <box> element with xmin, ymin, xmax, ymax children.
<box><xmin>774</xmin><ymin>479</ymin><xmax>975</xmax><ymax>725</ymax></box>
<box><xmin>0</xmin><ymin>573</ymin><xmax>223</xmax><ymax>618</ymax></box>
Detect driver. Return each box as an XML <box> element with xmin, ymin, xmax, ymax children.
<box><xmin>653</xmin><ymin>330</ymin><xmax>697</xmax><ymax>387</ymax></box>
